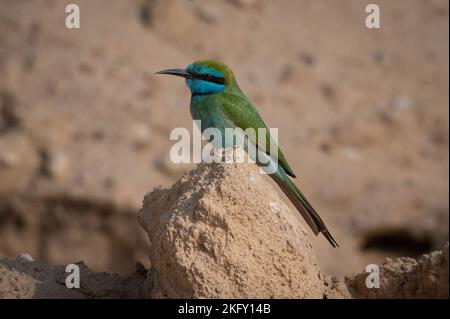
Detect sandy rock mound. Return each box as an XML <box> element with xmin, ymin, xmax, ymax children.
<box><xmin>324</xmin><ymin>243</ymin><xmax>449</xmax><ymax>299</ymax></box>
<box><xmin>139</xmin><ymin>158</ymin><xmax>323</xmax><ymax>298</ymax></box>
<box><xmin>0</xmin><ymin>256</ymin><xmax>148</xmax><ymax>299</ymax></box>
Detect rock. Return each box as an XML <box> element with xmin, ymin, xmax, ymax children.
<box><xmin>16</xmin><ymin>253</ymin><xmax>34</xmax><ymax>263</ymax></box>
<box><xmin>324</xmin><ymin>243</ymin><xmax>449</xmax><ymax>299</ymax></box>
<box><xmin>323</xmin><ymin>275</ymin><xmax>352</xmax><ymax>299</ymax></box>
<box><xmin>0</xmin><ymin>258</ymin><xmax>148</xmax><ymax>299</ymax></box>
<box><xmin>139</xmin><ymin>159</ymin><xmax>324</xmax><ymax>298</ymax></box>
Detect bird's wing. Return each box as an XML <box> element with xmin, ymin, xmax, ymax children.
<box><xmin>220</xmin><ymin>91</ymin><xmax>296</xmax><ymax>178</ymax></box>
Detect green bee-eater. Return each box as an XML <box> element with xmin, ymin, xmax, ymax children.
<box><xmin>157</xmin><ymin>60</ymin><xmax>338</xmax><ymax>247</ymax></box>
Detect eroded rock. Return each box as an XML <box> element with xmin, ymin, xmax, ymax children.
<box><xmin>324</xmin><ymin>243</ymin><xmax>449</xmax><ymax>299</ymax></box>
<box><xmin>139</xmin><ymin>160</ymin><xmax>324</xmax><ymax>298</ymax></box>
<box><xmin>0</xmin><ymin>258</ymin><xmax>148</xmax><ymax>299</ymax></box>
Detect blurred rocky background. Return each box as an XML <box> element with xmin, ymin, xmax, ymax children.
<box><xmin>0</xmin><ymin>0</ymin><xmax>448</xmax><ymax>277</ymax></box>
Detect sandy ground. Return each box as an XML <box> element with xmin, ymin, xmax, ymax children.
<box><xmin>0</xmin><ymin>0</ymin><xmax>448</xmax><ymax>276</ymax></box>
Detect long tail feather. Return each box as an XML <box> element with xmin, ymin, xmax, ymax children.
<box><xmin>272</xmin><ymin>171</ymin><xmax>339</xmax><ymax>248</ymax></box>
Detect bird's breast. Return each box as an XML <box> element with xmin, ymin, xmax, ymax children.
<box><xmin>190</xmin><ymin>95</ymin><xmax>235</xmax><ymax>148</ymax></box>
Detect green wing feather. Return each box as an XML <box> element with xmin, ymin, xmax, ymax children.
<box><xmin>220</xmin><ymin>91</ymin><xmax>296</xmax><ymax>178</ymax></box>
<box><xmin>214</xmin><ymin>90</ymin><xmax>339</xmax><ymax>247</ymax></box>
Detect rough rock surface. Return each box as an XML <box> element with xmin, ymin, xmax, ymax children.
<box><xmin>139</xmin><ymin>158</ymin><xmax>324</xmax><ymax>298</ymax></box>
<box><xmin>0</xmin><ymin>257</ymin><xmax>148</xmax><ymax>299</ymax></box>
<box><xmin>324</xmin><ymin>243</ymin><xmax>449</xmax><ymax>299</ymax></box>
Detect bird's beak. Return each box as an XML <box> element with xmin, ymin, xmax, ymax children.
<box><xmin>155</xmin><ymin>68</ymin><xmax>193</xmax><ymax>79</ymax></box>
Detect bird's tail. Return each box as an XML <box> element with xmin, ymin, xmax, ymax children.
<box><xmin>272</xmin><ymin>172</ymin><xmax>339</xmax><ymax>248</ymax></box>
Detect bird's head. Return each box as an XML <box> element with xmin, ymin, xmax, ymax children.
<box><xmin>156</xmin><ymin>60</ymin><xmax>238</xmax><ymax>95</ymax></box>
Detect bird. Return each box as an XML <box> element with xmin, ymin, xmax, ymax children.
<box><xmin>156</xmin><ymin>60</ymin><xmax>338</xmax><ymax>247</ymax></box>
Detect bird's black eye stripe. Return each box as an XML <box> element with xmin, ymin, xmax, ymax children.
<box><xmin>194</xmin><ymin>73</ymin><xmax>225</xmax><ymax>85</ymax></box>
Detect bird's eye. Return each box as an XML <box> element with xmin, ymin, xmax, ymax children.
<box><xmin>197</xmin><ymin>73</ymin><xmax>224</xmax><ymax>84</ymax></box>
